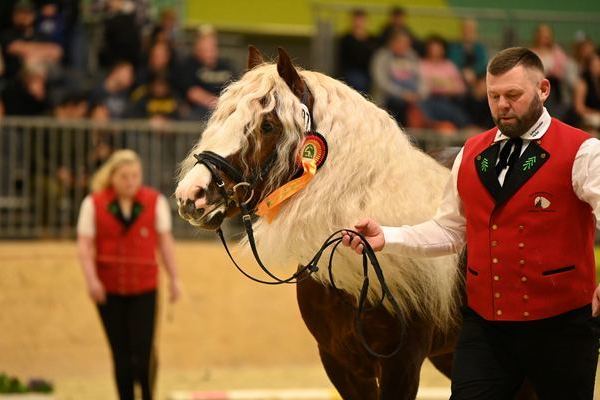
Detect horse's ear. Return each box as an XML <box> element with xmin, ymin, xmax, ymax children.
<box><xmin>277</xmin><ymin>47</ymin><xmax>306</xmax><ymax>99</ymax></box>
<box><xmin>247</xmin><ymin>45</ymin><xmax>264</xmax><ymax>70</ymax></box>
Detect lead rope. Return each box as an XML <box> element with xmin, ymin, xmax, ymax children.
<box><xmin>215</xmin><ymin>202</ymin><xmax>405</xmax><ymax>358</ymax></box>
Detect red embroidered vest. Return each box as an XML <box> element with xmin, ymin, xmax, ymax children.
<box><xmin>94</xmin><ymin>186</ymin><xmax>159</xmax><ymax>295</ymax></box>
<box><xmin>457</xmin><ymin>119</ymin><xmax>596</xmax><ymax>321</ymax></box>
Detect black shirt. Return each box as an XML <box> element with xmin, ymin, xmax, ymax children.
<box><xmin>179</xmin><ymin>57</ymin><xmax>235</xmax><ymax>96</ymax></box>
<box><xmin>1</xmin><ymin>79</ymin><xmax>49</xmax><ymax>116</ymax></box>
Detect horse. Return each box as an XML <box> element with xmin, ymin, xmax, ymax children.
<box><xmin>175</xmin><ymin>46</ymin><xmax>536</xmax><ymax>400</ymax></box>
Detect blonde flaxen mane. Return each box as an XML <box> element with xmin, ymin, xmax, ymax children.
<box><xmin>180</xmin><ymin>62</ymin><xmax>462</xmax><ymax>331</ymax></box>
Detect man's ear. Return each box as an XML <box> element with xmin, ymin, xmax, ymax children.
<box><xmin>539</xmin><ymin>78</ymin><xmax>551</xmax><ymax>103</ymax></box>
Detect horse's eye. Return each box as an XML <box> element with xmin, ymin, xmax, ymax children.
<box><xmin>261</xmin><ymin>121</ymin><xmax>274</xmax><ymax>133</ymax></box>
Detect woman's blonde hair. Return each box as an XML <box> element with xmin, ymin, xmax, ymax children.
<box><xmin>90</xmin><ymin>149</ymin><xmax>142</xmax><ymax>192</ymax></box>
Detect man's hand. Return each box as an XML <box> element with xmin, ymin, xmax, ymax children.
<box><xmin>341</xmin><ymin>218</ymin><xmax>385</xmax><ymax>255</ymax></box>
<box><xmin>592</xmin><ymin>284</ymin><xmax>600</xmax><ymax>317</ymax></box>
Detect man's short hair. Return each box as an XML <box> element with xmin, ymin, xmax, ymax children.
<box><xmin>487</xmin><ymin>47</ymin><xmax>544</xmax><ymax>76</ymax></box>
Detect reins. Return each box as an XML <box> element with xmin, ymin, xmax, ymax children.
<box><xmin>192</xmin><ymin>83</ymin><xmax>405</xmax><ymax>358</ymax></box>
<box><xmin>193</xmin><ymin>152</ymin><xmax>405</xmax><ymax>359</ymax></box>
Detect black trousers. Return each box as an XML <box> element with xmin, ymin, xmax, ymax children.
<box><xmin>98</xmin><ymin>290</ymin><xmax>157</xmax><ymax>400</ymax></box>
<box><xmin>450</xmin><ymin>305</ymin><xmax>600</xmax><ymax>400</ymax></box>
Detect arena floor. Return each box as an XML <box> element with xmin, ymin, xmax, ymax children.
<box><xmin>0</xmin><ymin>239</ymin><xmax>451</xmax><ymax>400</ymax></box>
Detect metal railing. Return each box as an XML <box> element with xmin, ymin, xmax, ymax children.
<box><xmin>0</xmin><ymin>118</ymin><xmax>202</xmax><ymax>239</ymax></box>
<box><xmin>0</xmin><ymin>117</ymin><xmax>466</xmax><ymax>239</ymax></box>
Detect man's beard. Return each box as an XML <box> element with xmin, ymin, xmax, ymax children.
<box><xmin>494</xmin><ymin>96</ymin><xmax>543</xmax><ymax>138</ymax></box>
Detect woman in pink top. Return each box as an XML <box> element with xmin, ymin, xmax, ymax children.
<box><xmin>419</xmin><ymin>35</ymin><xmax>471</xmax><ymax>129</ymax></box>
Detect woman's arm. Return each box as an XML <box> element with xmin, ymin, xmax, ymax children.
<box><xmin>158</xmin><ymin>231</ymin><xmax>181</xmax><ymax>303</ymax></box>
<box><xmin>77</xmin><ymin>235</ymin><xmax>105</xmax><ymax>303</ymax></box>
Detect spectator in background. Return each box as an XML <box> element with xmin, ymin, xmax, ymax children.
<box><xmin>573</xmin><ymin>52</ymin><xmax>600</xmax><ymax>133</ymax></box>
<box><xmin>531</xmin><ymin>24</ymin><xmax>570</xmax><ymax>117</ymax></box>
<box><xmin>378</xmin><ymin>7</ymin><xmax>423</xmax><ymax>56</ymax></box>
<box><xmin>0</xmin><ymin>0</ymin><xmax>63</xmax><ymax>80</ymax></box>
<box><xmin>448</xmin><ymin>18</ymin><xmax>488</xmax><ymax>87</ymax></box>
<box><xmin>35</xmin><ymin>1</ymin><xmax>66</xmax><ymax>49</ymax></box>
<box><xmin>338</xmin><ymin>8</ymin><xmax>377</xmax><ymax>94</ymax></box>
<box><xmin>371</xmin><ymin>30</ymin><xmax>424</xmax><ymax>127</ymax></box>
<box><xmin>128</xmin><ymin>74</ymin><xmax>181</xmax><ymax>121</ymax></box>
<box><xmin>99</xmin><ymin>0</ymin><xmax>142</xmax><ymax>68</ymax></box>
<box><xmin>180</xmin><ymin>26</ymin><xmax>235</xmax><ymax>121</ymax></box>
<box><xmin>464</xmin><ymin>75</ymin><xmax>494</xmax><ymax>130</ymax></box>
<box><xmin>77</xmin><ymin>149</ymin><xmax>180</xmax><ymax>400</ymax></box>
<box><xmin>149</xmin><ymin>8</ymin><xmax>180</xmax><ymax>53</ymax></box>
<box><xmin>134</xmin><ymin>42</ymin><xmax>178</xmax><ymax>94</ymax></box>
<box><xmin>53</xmin><ymin>89</ymin><xmax>88</xmax><ymax>119</ymax></box>
<box><xmin>0</xmin><ymin>63</ymin><xmax>50</xmax><ymax>116</ymax></box>
<box><xmin>573</xmin><ymin>37</ymin><xmax>597</xmax><ymax>73</ymax></box>
<box><xmin>419</xmin><ymin>35</ymin><xmax>471</xmax><ymax>130</ymax></box>
<box><xmin>90</xmin><ymin>61</ymin><xmax>135</xmax><ymax>119</ymax></box>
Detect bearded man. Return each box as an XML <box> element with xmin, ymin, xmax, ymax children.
<box><xmin>343</xmin><ymin>47</ymin><xmax>600</xmax><ymax>399</ymax></box>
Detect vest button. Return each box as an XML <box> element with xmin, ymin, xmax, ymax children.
<box><xmin>519</xmin><ymin>259</ymin><xmax>525</xmax><ymax>265</ymax></box>
<box><xmin>494</xmin><ymin>275</ymin><xmax>500</xmax><ymax>281</ymax></box>
<box><xmin>492</xmin><ymin>258</ymin><xmax>498</xmax><ymax>264</ymax></box>
<box><xmin>491</xmin><ymin>241</ymin><xmax>497</xmax><ymax>247</ymax></box>
<box><xmin>521</xmin><ymin>276</ymin><xmax>527</xmax><ymax>282</ymax></box>
<box><xmin>492</xmin><ymin>224</ymin><xmax>498</xmax><ymax>230</ymax></box>
<box><xmin>523</xmin><ymin>294</ymin><xmax>529</xmax><ymax>300</ymax></box>
<box><xmin>497</xmin><ymin>309</ymin><xmax>503</xmax><ymax>316</ymax></box>
<box><xmin>523</xmin><ymin>311</ymin><xmax>530</xmax><ymax>317</ymax></box>
<box><xmin>518</xmin><ymin>242</ymin><xmax>525</xmax><ymax>248</ymax></box>
<box><xmin>519</xmin><ymin>225</ymin><xmax>524</xmax><ymax>231</ymax></box>
<box><xmin>495</xmin><ymin>292</ymin><xmax>501</xmax><ymax>298</ymax></box>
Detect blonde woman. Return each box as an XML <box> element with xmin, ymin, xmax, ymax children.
<box><xmin>77</xmin><ymin>149</ymin><xmax>180</xmax><ymax>400</ymax></box>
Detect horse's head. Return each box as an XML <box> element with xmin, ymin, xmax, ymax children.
<box><xmin>175</xmin><ymin>46</ymin><xmax>314</xmax><ymax>230</ymax></box>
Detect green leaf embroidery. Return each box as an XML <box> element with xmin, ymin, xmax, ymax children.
<box><xmin>522</xmin><ymin>156</ymin><xmax>536</xmax><ymax>171</ymax></box>
<box><xmin>480</xmin><ymin>157</ymin><xmax>489</xmax><ymax>172</ymax></box>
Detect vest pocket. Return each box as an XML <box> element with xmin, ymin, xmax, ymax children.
<box><xmin>542</xmin><ymin>265</ymin><xmax>575</xmax><ymax>276</ymax></box>
<box><xmin>468</xmin><ymin>267</ymin><xmax>479</xmax><ymax>276</ymax></box>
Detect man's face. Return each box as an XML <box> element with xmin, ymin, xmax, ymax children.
<box><xmin>486</xmin><ymin>65</ymin><xmax>549</xmax><ymax>138</ymax></box>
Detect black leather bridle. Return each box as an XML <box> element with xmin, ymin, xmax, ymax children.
<box><xmin>191</xmin><ymin>85</ymin><xmax>406</xmax><ymax>358</ymax></box>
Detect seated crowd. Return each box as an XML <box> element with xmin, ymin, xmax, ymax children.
<box><xmin>339</xmin><ymin>7</ymin><xmax>600</xmax><ymax>136</ymax></box>
<box><xmin>0</xmin><ymin>0</ymin><xmax>237</xmax><ymax>123</ymax></box>
<box><xmin>0</xmin><ymin>2</ymin><xmax>599</xmax><ymax>138</ymax></box>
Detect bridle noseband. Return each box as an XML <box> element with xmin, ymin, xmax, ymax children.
<box><xmin>190</xmin><ymin>83</ymin><xmax>406</xmax><ymax>359</ymax></box>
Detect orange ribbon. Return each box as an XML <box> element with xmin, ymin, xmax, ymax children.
<box><xmin>256</xmin><ymin>158</ymin><xmax>317</xmax><ymax>223</ymax></box>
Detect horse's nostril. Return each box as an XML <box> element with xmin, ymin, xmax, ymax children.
<box><xmin>195</xmin><ymin>187</ymin><xmax>206</xmax><ymax>200</ymax></box>
<box><xmin>194</xmin><ymin>208</ymin><xmax>205</xmax><ymax>218</ymax></box>
<box><xmin>184</xmin><ymin>199</ymin><xmax>196</xmax><ymax>216</ymax></box>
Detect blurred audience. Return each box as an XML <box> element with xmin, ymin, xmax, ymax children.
<box><xmin>35</xmin><ymin>1</ymin><xmax>66</xmax><ymax>49</ymax></box>
<box><xmin>371</xmin><ymin>30</ymin><xmax>423</xmax><ymax>126</ymax></box>
<box><xmin>89</xmin><ymin>61</ymin><xmax>135</xmax><ymax>119</ymax></box>
<box><xmin>378</xmin><ymin>7</ymin><xmax>423</xmax><ymax>56</ymax></box>
<box><xmin>128</xmin><ymin>74</ymin><xmax>181</xmax><ymax>121</ymax></box>
<box><xmin>419</xmin><ymin>35</ymin><xmax>471</xmax><ymax>129</ymax></box>
<box><xmin>573</xmin><ymin>52</ymin><xmax>600</xmax><ymax>133</ymax></box>
<box><xmin>531</xmin><ymin>24</ymin><xmax>573</xmax><ymax>117</ymax></box>
<box><xmin>180</xmin><ymin>26</ymin><xmax>235</xmax><ymax>121</ymax></box>
<box><xmin>99</xmin><ymin>0</ymin><xmax>142</xmax><ymax>68</ymax></box>
<box><xmin>0</xmin><ymin>0</ymin><xmax>63</xmax><ymax>80</ymax></box>
<box><xmin>0</xmin><ymin>63</ymin><xmax>50</xmax><ymax>116</ymax></box>
<box><xmin>448</xmin><ymin>18</ymin><xmax>488</xmax><ymax>87</ymax></box>
<box><xmin>338</xmin><ymin>8</ymin><xmax>377</xmax><ymax>93</ymax></box>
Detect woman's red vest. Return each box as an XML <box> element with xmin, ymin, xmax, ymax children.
<box><xmin>457</xmin><ymin>119</ymin><xmax>596</xmax><ymax>321</ymax></box>
<box><xmin>93</xmin><ymin>187</ymin><xmax>159</xmax><ymax>295</ymax></box>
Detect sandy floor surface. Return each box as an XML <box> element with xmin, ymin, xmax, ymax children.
<box><xmin>3</xmin><ymin>238</ymin><xmax>551</xmax><ymax>400</ymax></box>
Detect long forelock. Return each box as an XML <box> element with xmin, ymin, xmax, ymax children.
<box><xmin>180</xmin><ymin>64</ymin><xmax>308</xmax><ymax>195</ymax></box>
